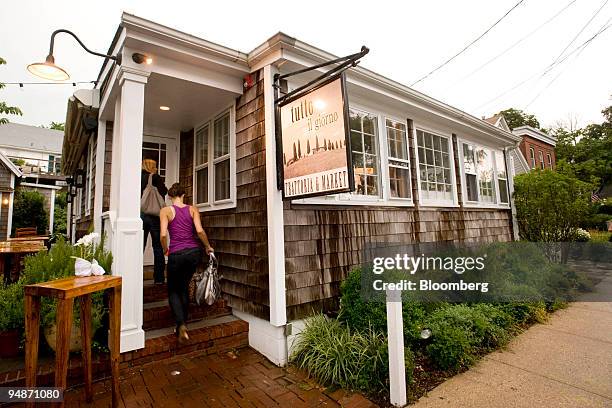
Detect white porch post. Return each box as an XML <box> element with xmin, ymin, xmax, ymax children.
<box><xmin>93</xmin><ymin>120</ymin><xmax>107</xmax><ymax>236</ymax></box>
<box><xmin>109</xmin><ymin>67</ymin><xmax>149</xmax><ymax>352</ymax></box>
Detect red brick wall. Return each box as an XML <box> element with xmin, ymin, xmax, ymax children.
<box><xmin>519</xmin><ymin>135</ymin><xmax>555</xmax><ymax>170</ymax></box>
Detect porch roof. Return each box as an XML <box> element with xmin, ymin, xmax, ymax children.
<box><xmin>62</xmin><ymin>92</ymin><xmax>98</xmax><ymax>175</ymax></box>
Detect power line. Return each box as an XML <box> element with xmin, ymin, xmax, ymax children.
<box><xmin>410</xmin><ymin>0</ymin><xmax>526</xmax><ymax>87</ymax></box>
<box><xmin>473</xmin><ymin>21</ymin><xmax>612</xmax><ymax>111</ymax></box>
<box><xmin>1</xmin><ymin>81</ymin><xmax>97</xmax><ymax>87</ymax></box>
<box><xmin>449</xmin><ymin>0</ymin><xmax>577</xmax><ymax>89</ymax></box>
<box><xmin>524</xmin><ymin>18</ymin><xmax>612</xmax><ymax>108</ymax></box>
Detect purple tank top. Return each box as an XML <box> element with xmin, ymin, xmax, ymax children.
<box><xmin>168</xmin><ymin>205</ymin><xmax>200</xmax><ymax>254</ymax></box>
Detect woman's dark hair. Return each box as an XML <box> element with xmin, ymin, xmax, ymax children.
<box><xmin>168</xmin><ymin>183</ymin><xmax>186</xmax><ymax>198</ymax></box>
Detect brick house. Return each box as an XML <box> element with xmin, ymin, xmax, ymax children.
<box><xmin>60</xmin><ymin>13</ymin><xmax>522</xmax><ymax>365</ymax></box>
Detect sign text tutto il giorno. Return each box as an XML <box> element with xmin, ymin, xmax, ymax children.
<box><xmin>279</xmin><ymin>75</ymin><xmax>354</xmax><ymax>199</ymax></box>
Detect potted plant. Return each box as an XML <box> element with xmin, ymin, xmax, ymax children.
<box><xmin>21</xmin><ymin>234</ymin><xmax>112</xmax><ymax>352</ymax></box>
<box><xmin>0</xmin><ymin>280</ymin><xmax>25</xmax><ymax>357</ymax></box>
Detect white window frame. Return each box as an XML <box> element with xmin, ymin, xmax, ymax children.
<box><xmin>192</xmin><ymin>104</ymin><xmax>236</xmax><ymax>211</ymax></box>
<box><xmin>413</xmin><ymin>125</ymin><xmax>458</xmax><ymax>207</ymax></box>
<box><xmin>292</xmin><ymin>104</ymin><xmax>414</xmax><ymax>207</ymax></box>
<box><xmin>538</xmin><ymin>150</ymin><xmax>544</xmax><ymax>170</ymax></box>
<box><xmin>547</xmin><ymin>153</ymin><xmax>552</xmax><ymax>169</ymax></box>
<box><xmin>385</xmin><ymin>116</ymin><xmax>413</xmax><ymax>202</ymax></box>
<box><xmin>457</xmin><ymin>138</ymin><xmax>509</xmax><ymax>209</ymax></box>
<box><xmin>529</xmin><ymin>147</ymin><xmax>536</xmax><ymax>169</ymax></box>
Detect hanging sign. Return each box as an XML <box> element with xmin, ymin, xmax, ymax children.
<box><xmin>278</xmin><ymin>74</ymin><xmax>354</xmax><ymax>199</ymax></box>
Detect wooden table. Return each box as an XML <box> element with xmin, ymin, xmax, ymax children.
<box><xmin>25</xmin><ymin>275</ymin><xmax>122</xmax><ymax>408</ymax></box>
<box><xmin>0</xmin><ymin>240</ymin><xmax>46</xmax><ymax>283</ymax></box>
<box><xmin>7</xmin><ymin>236</ymin><xmax>49</xmax><ymax>242</ymax></box>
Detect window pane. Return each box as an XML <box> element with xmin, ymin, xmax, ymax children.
<box><xmin>214</xmin><ymin>113</ymin><xmax>230</xmax><ymax>158</ymax></box>
<box><xmin>495</xmin><ymin>151</ymin><xmax>506</xmax><ymax>179</ymax></box>
<box><xmin>214</xmin><ymin>159</ymin><xmax>230</xmax><ymax>201</ymax></box>
<box><xmin>498</xmin><ymin>179</ymin><xmax>509</xmax><ymax>204</ymax></box>
<box><xmin>466</xmin><ymin>174</ymin><xmax>478</xmax><ymax>201</ymax></box>
<box><xmin>477</xmin><ymin>148</ymin><xmax>495</xmax><ymax>203</ymax></box>
<box><xmin>389</xmin><ymin>166</ymin><xmax>411</xmax><ymax>198</ymax></box>
<box><xmin>349</xmin><ymin>109</ymin><xmax>380</xmax><ymax>196</ymax></box>
<box><xmin>386</xmin><ymin>119</ymin><xmax>408</xmax><ymax>160</ymax></box>
<box><xmin>196</xmin><ymin>167</ymin><xmax>208</xmax><ymax>204</ymax></box>
<box><xmin>463</xmin><ymin>144</ymin><xmax>476</xmax><ymax>174</ymax></box>
<box><xmin>195</xmin><ymin>125</ymin><xmax>209</xmax><ymax>166</ymax></box>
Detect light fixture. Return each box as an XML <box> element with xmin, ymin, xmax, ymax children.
<box><xmin>420</xmin><ymin>328</ymin><xmax>432</xmax><ymax>340</ymax></box>
<box><xmin>66</xmin><ymin>192</ymin><xmax>73</xmax><ymax>204</ymax></box>
<box><xmin>28</xmin><ymin>29</ymin><xmax>121</xmax><ymax>81</ymax></box>
<box><xmin>132</xmin><ymin>53</ymin><xmax>153</xmax><ymax>65</ymax></box>
<box><xmin>69</xmin><ymin>185</ymin><xmax>77</xmax><ymax>196</ymax></box>
<box><xmin>74</xmin><ymin>169</ymin><xmax>85</xmax><ymax>188</ymax></box>
<box><xmin>2</xmin><ymin>197</ymin><xmax>8</xmax><ymax>206</ymax></box>
<box><xmin>159</xmin><ymin>106</ymin><xmax>170</xmax><ymax>111</ymax></box>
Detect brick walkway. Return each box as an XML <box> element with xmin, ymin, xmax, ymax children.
<box><xmin>64</xmin><ymin>347</ymin><xmax>378</xmax><ymax>407</ymax></box>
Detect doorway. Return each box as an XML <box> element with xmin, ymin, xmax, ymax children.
<box><xmin>142</xmin><ymin>134</ymin><xmax>178</xmax><ymax>266</ymax></box>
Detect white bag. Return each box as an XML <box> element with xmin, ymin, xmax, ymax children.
<box><xmin>195</xmin><ymin>253</ymin><xmax>221</xmax><ymax>306</ymax></box>
<box><xmin>140</xmin><ymin>174</ymin><xmax>165</xmax><ymax>216</ymax></box>
<box><xmin>74</xmin><ymin>257</ymin><xmax>106</xmax><ymax>277</ymax></box>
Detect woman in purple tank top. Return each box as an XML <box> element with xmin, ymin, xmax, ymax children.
<box><xmin>160</xmin><ymin>183</ymin><xmax>214</xmax><ymax>343</ymax></box>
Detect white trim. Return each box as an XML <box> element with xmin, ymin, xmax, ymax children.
<box><xmin>0</xmin><ymin>151</ymin><xmax>22</xmax><ymax>177</ymax></box>
<box><xmin>19</xmin><ymin>182</ymin><xmax>62</xmax><ymax>191</ymax></box>
<box><xmin>6</xmin><ymin>174</ymin><xmax>15</xmax><ymax>239</ymax></box>
<box><xmin>529</xmin><ymin>147</ymin><xmax>536</xmax><ymax>169</ymax></box>
<box><xmin>538</xmin><ymin>150</ymin><xmax>544</xmax><ymax>170</ymax></box>
<box><xmin>264</xmin><ymin>64</ymin><xmax>287</xmax><ymax>327</ymax></box>
<box><xmin>93</xmin><ymin>121</ymin><xmax>107</xmax><ymax>236</ymax></box>
<box><xmin>192</xmin><ymin>104</ymin><xmax>237</xmax><ymax>211</ymax></box>
<box><xmin>512</xmin><ymin>125</ymin><xmax>556</xmax><ymax>146</ymax></box>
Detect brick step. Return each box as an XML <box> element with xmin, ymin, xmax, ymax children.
<box><xmin>143</xmin><ymin>266</ymin><xmax>163</xmax><ymax>282</ymax></box>
<box><xmin>124</xmin><ymin>315</ymin><xmax>249</xmax><ymax>367</ymax></box>
<box><xmin>143</xmin><ymin>298</ymin><xmax>231</xmax><ymax>331</ymax></box>
<box><xmin>143</xmin><ymin>279</ymin><xmax>167</xmax><ymax>303</ymax></box>
<box><xmin>0</xmin><ymin>316</ymin><xmax>249</xmax><ymax>388</ymax></box>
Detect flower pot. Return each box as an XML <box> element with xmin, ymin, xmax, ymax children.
<box><xmin>44</xmin><ymin>324</ymin><xmax>83</xmax><ymax>353</ymax></box>
<box><xmin>0</xmin><ymin>330</ymin><xmax>21</xmax><ymax>358</ymax></box>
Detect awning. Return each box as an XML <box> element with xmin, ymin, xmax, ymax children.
<box><xmin>61</xmin><ymin>90</ymin><xmax>99</xmax><ymax>175</ymax></box>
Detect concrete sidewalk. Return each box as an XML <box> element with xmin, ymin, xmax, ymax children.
<box><xmin>415</xmin><ymin>268</ymin><xmax>612</xmax><ymax>408</ymax></box>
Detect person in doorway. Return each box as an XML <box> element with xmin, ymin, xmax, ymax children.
<box><xmin>159</xmin><ymin>183</ymin><xmax>214</xmax><ymax>343</ymax></box>
<box><xmin>141</xmin><ymin>159</ymin><xmax>168</xmax><ymax>284</ymax></box>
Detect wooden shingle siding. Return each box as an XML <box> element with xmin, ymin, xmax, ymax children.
<box><xmin>179</xmin><ymin>70</ymin><xmax>270</xmax><ymax>320</ymax></box>
<box><xmin>283</xmin><ymin>206</ymin><xmax>512</xmax><ymax>320</ymax></box>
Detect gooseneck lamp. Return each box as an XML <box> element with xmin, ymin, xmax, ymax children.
<box><xmin>27</xmin><ymin>29</ymin><xmax>122</xmax><ymax>81</ymax></box>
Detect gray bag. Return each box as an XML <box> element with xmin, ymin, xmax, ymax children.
<box><xmin>140</xmin><ymin>174</ymin><xmax>165</xmax><ymax>215</ymax></box>
<box><xmin>196</xmin><ymin>253</ymin><xmax>221</xmax><ymax>306</ymax></box>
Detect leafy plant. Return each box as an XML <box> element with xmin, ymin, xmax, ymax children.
<box><xmin>0</xmin><ymin>280</ymin><xmax>25</xmax><ymax>332</ymax></box>
<box><xmin>514</xmin><ymin>170</ymin><xmax>592</xmax><ymax>242</ymax></box>
<box><xmin>291</xmin><ymin>314</ymin><xmax>413</xmax><ymax>394</ymax></box>
<box><xmin>0</xmin><ymin>57</ymin><xmax>23</xmax><ymax>124</ymax></box>
<box><xmin>21</xmin><ymin>236</ymin><xmax>112</xmax><ymax>331</ymax></box>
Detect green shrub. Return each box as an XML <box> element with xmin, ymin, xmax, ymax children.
<box><xmin>583</xmin><ymin>213</ymin><xmax>612</xmax><ymax>231</ymax></box>
<box><xmin>0</xmin><ymin>280</ymin><xmax>25</xmax><ymax>332</ymax></box>
<box><xmin>291</xmin><ymin>314</ymin><xmax>413</xmax><ymax>394</ymax></box>
<box><xmin>514</xmin><ymin>171</ymin><xmax>592</xmax><ymax>242</ymax></box>
<box><xmin>21</xmin><ymin>236</ymin><xmax>111</xmax><ymax>331</ymax></box>
<box><xmin>424</xmin><ymin>304</ymin><xmax>513</xmax><ymax>370</ymax></box>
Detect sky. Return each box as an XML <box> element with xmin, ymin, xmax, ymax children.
<box><xmin>1</xmin><ymin>0</ymin><xmax>611</xmax><ymax>130</ymax></box>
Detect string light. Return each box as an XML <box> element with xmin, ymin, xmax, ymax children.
<box><xmin>2</xmin><ymin>80</ymin><xmax>98</xmax><ymax>86</ymax></box>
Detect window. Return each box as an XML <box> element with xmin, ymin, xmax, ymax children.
<box><xmin>477</xmin><ymin>148</ymin><xmax>495</xmax><ymax>203</ymax></box>
<box><xmin>386</xmin><ymin>119</ymin><xmax>411</xmax><ymax>199</ymax></box>
<box><xmin>350</xmin><ymin>109</ymin><xmax>380</xmax><ymax>196</ymax></box>
<box><xmin>462</xmin><ymin>144</ymin><xmax>478</xmax><ymax>202</ymax></box>
<box><xmin>416</xmin><ymin>130</ymin><xmax>453</xmax><ymax>202</ymax></box>
<box><xmin>547</xmin><ymin>153</ymin><xmax>552</xmax><ymax>169</ymax></box>
<box><xmin>85</xmin><ymin>138</ymin><xmax>94</xmax><ymax>215</ymax></box>
<box><xmin>193</xmin><ymin>107</ymin><xmax>235</xmax><ymax>209</ymax></box>
<box><xmin>496</xmin><ymin>151</ymin><xmax>509</xmax><ymax>204</ymax></box>
<box><xmin>538</xmin><ymin>151</ymin><xmax>544</xmax><ymax>170</ymax></box>
<box><xmin>529</xmin><ymin>147</ymin><xmax>535</xmax><ymax>169</ymax></box>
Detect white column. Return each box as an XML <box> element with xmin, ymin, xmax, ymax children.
<box><xmin>48</xmin><ymin>189</ymin><xmax>56</xmax><ymax>234</ymax></box>
<box><xmin>505</xmin><ymin>147</ymin><xmax>520</xmax><ymax>241</ymax></box>
<box><xmin>386</xmin><ymin>289</ymin><xmax>407</xmax><ymax>407</ymax></box>
<box><xmin>109</xmin><ymin>67</ymin><xmax>149</xmax><ymax>352</ymax></box>
<box><xmin>93</xmin><ymin>120</ymin><xmax>107</xmax><ymax>236</ymax></box>
<box><xmin>263</xmin><ymin>64</ymin><xmax>287</xmax><ymax>328</ymax></box>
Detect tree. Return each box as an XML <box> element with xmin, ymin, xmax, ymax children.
<box><xmin>40</xmin><ymin>122</ymin><xmax>65</xmax><ymax>131</ymax></box>
<box><xmin>496</xmin><ymin>108</ymin><xmax>540</xmax><ymax>131</ymax></box>
<box><xmin>554</xmin><ymin>105</ymin><xmax>612</xmax><ymax>189</ymax></box>
<box><xmin>12</xmin><ymin>190</ymin><xmax>49</xmax><ymax>235</ymax></box>
<box><xmin>0</xmin><ymin>57</ymin><xmax>23</xmax><ymax>125</ymax></box>
<box><xmin>514</xmin><ymin>171</ymin><xmax>592</xmax><ymax>242</ymax></box>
